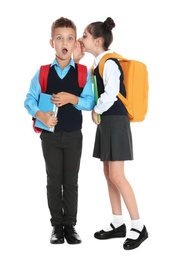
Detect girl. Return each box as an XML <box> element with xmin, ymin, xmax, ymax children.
<box><xmin>76</xmin><ymin>17</ymin><xmax>148</xmax><ymax>250</ymax></box>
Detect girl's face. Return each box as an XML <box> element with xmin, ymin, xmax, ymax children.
<box><xmin>80</xmin><ymin>29</ymin><xmax>97</xmax><ymax>55</ymax></box>
<box><xmin>50</xmin><ymin>27</ymin><xmax>76</xmax><ymax>61</ymax></box>
<box><xmin>80</xmin><ymin>28</ymin><xmax>104</xmax><ymax>57</ymax></box>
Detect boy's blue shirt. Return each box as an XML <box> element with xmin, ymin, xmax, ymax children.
<box><xmin>24</xmin><ymin>58</ymin><xmax>95</xmax><ymax>117</ymax></box>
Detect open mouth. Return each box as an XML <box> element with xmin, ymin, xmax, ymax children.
<box><xmin>62</xmin><ymin>48</ymin><xmax>68</xmax><ymax>54</ymax></box>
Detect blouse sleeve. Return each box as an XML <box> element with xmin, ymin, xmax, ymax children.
<box><xmin>94</xmin><ymin>59</ymin><xmax>120</xmax><ymax>115</ymax></box>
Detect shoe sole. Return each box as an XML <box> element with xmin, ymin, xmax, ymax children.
<box><xmin>94</xmin><ymin>233</ymin><xmax>126</xmax><ymax>240</ymax></box>
<box><xmin>65</xmin><ymin>239</ymin><xmax>82</xmax><ymax>245</ymax></box>
<box><xmin>50</xmin><ymin>240</ymin><xmax>65</xmax><ymax>244</ymax></box>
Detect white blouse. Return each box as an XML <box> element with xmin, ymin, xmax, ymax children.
<box><xmin>93</xmin><ymin>50</ymin><xmax>120</xmax><ymax>115</ymax></box>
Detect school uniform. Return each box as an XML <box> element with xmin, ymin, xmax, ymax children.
<box><xmin>92</xmin><ymin>51</ymin><xmax>133</xmax><ymax>161</ymax></box>
<box><xmin>24</xmin><ymin>59</ymin><xmax>95</xmax><ymax>227</ymax></box>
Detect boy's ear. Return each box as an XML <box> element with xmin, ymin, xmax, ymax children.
<box><xmin>50</xmin><ymin>39</ymin><xmax>54</xmax><ymax>48</ymax></box>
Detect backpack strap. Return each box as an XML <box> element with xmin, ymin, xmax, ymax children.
<box><xmin>77</xmin><ymin>63</ymin><xmax>87</xmax><ymax>88</ymax></box>
<box><xmin>39</xmin><ymin>64</ymin><xmax>51</xmax><ymax>92</ymax></box>
<box><xmin>40</xmin><ymin>63</ymin><xmax>87</xmax><ymax>90</ymax></box>
<box><xmin>98</xmin><ymin>53</ymin><xmax>133</xmax><ymax>119</ymax></box>
<box><xmin>98</xmin><ymin>52</ymin><xmax>128</xmax><ymax>78</ymax></box>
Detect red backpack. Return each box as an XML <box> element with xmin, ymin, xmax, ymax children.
<box><xmin>33</xmin><ymin>63</ymin><xmax>87</xmax><ymax>133</ymax></box>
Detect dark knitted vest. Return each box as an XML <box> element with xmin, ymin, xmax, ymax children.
<box><xmin>45</xmin><ymin>65</ymin><xmax>83</xmax><ymax>132</ymax></box>
<box><xmin>94</xmin><ymin>58</ymin><xmax>127</xmax><ymax>116</ymax></box>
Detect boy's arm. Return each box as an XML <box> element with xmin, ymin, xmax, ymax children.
<box><xmin>75</xmin><ymin>72</ymin><xmax>95</xmax><ymax>110</ymax></box>
<box><xmin>24</xmin><ymin>69</ymin><xmax>41</xmax><ymax>117</ymax></box>
<box><xmin>52</xmin><ymin>72</ymin><xmax>95</xmax><ymax>111</ymax></box>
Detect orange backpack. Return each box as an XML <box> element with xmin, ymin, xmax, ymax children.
<box><xmin>98</xmin><ymin>52</ymin><xmax>149</xmax><ymax>122</ymax></box>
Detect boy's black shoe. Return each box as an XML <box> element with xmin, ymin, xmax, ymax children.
<box><xmin>50</xmin><ymin>225</ymin><xmax>64</xmax><ymax>244</ymax></box>
<box><xmin>123</xmin><ymin>225</ymin><xmax>148</xmax><ymax>250</ymax></box>
<box><xmin>94</xmin><ymin>223</ymin><xmax>126</xmax><ymax>239</ymax></box>
<box><xmin>64</xmin><ymin>225</ymin><xmax>82</xmax><ymax>244</ymax></box>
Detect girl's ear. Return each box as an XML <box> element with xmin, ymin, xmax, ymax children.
<box><xmin>50</xmin><ymin>39</ymin><xmax>54</xmax><ymax>48</ymax></box>
<box><xmin>95</xmin><ymin>37</ymin><xmax>102</xmax><ymax>47</ymax></box>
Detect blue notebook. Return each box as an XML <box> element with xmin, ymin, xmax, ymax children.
<box><xmin>34</xmin><ymin>93</ymin><xmax>58</xmax><ymax>132</ymax></box>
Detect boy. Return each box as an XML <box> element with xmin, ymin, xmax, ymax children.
<box><xmin>24</xmin><ymin>17</ymin><xmax>95</xmax><ymax>244</ymax></box>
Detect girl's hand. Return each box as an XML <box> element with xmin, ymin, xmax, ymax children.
<box><xmin>92</xmin><ymin>110</ymin><xmax>101</xmax><ymax>125</ymax></box>
<box><xmin>73</xmin><ymin>40</ymin><xmax>85</xmax><ymax>63</ymax></box>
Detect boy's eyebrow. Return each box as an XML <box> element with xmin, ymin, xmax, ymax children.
<box><xmin>55</xmin><ymin>33</ymin><xmax>75</xmax><ymax>37</ymax></box>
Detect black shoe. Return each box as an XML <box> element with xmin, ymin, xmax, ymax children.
<box><xmin>64</xmin><ymin>225</ymin><xmax>82</xmax><ymax>244</ymax></box>
<box><xmin>94</xmin><ymin>223</ymin><xmax>126</xmax><ymax>239</ymax></box>
<box><xmin>123</xmin><ymin>225</ymin><xmax>148</xmax><ymax>250</ymax></box>
<box><xmin>50</xmin><ymin>225</ymin><xmax>64</xmax><ymax>244</ymax></box>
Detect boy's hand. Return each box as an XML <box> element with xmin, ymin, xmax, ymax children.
<box><xmin>35</xmin><ymin>110</ymin><xmax>58</xmax><ymax>128</ymax></box>
<box><xmin>52</xmin><ymin>92</ymin><xmax>78</xmax><ymax>106</ymax></box>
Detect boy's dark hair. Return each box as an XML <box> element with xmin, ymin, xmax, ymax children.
<box><xmin>51</xmin><ymin>17</ymin><xmax>77</xmax><ymax>38</ymax></box>
<box><xmin>86</xmin><ymin>17</ymin><xmax>115</xmax><ymax>51</ymax></box>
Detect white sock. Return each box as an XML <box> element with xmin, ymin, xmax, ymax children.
<box><xmin>127</xmin><ymin>219</ymin><xmax>144</xmax><ymax>239</ymax></box>
<box><xmin>104</xmin><ymin>215</ymin><xmax>124</xmax><ymax>231</ymax></box>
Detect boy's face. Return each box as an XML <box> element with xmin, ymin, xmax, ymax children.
<box><xmin>50</xmin><ymin>27</ymin><xmax>76</xmax><ymax>60</ymax></box>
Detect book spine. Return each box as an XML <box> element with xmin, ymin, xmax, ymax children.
<box><xmin>92</xmin><ymin>75</ymin><xmax>101</xmax><ymax>123</ymax></box>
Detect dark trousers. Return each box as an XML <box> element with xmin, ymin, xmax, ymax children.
<box><xmin>40</xmin><ymin>130</ymin><xmax>82</xmax><ymax>226</ymax></box>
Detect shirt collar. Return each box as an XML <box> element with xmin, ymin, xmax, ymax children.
<box><xmin>51</xmin><ymin>58</ymin><xmax>75</xmax><ymax>69</ymax></box>
<box><xmin>94</xmin><ymin>50</ymin><xmax>113</xmax><ymax>68</ymax></box>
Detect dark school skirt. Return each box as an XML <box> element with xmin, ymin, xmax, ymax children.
<box><xmin>93</xmin><ymin>115</ymin><xmax>133</xmax><ymax>161</ymax></box>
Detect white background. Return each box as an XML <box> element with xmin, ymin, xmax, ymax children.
<box><xmin>0</xmin><ymin>0</ymin><xmax>176</xmax><ymax>259</ymax></box>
